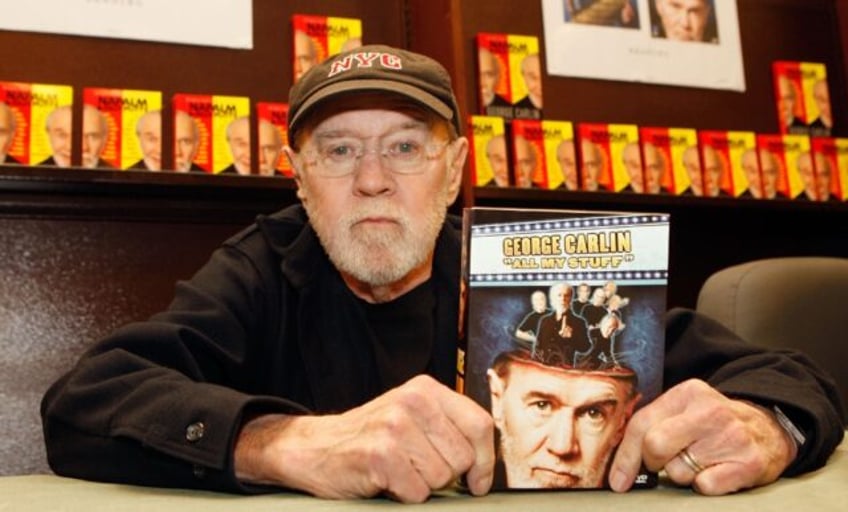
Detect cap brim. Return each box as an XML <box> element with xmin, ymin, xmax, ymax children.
<box><xmin>289</xmin><ymin>78</ymin><xmax>455</xmax><ymax>135</ymax></box>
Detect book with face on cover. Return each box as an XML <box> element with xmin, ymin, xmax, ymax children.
<box><xmin>256</xmin><ymin>102</ymin><xmax>291</xmax><ymax>177</ymax></box>
<box><xmin>512</xmin><ymin>119</ymin><xmax>577</xmax><ymax>191</ymax></box>
<box><xmin>639</xmin><ymin>127</ymin><xmax>700</xmax><ymax>196</ymax></box>
<box><xmin>292</xmin><ymin>14</ymin><xmax>363</xmax><ymax>83</ymax></box>
<box><xmin>172</xmin><ymin>94</ymin><xmax>251</xmax><ymax>175</ymax></box>
<box><xmin>0</xmin><ymin>81</ymin><xmax>73</xmax><ymax>167</ymax></box>
<box><xmin>458</xmin><ymin>206</ymin><xmax>669</xmax><ymax>490</ymax></box>
<box><xmin>83</xmin><ymin>88</ymin><xmax>162</xmax><ymax>171</ymax></box>
<box><xmin>811</xmin><ymin>137</ymin><xmax>848</xmax><ymax>202</ymax></box>
<box><xmin>773</xmin><ymin>61</ymin><xmax>832</xmax><ymax>137</ymax></box>
<box><xmin>577</xmin><ymin>123</ymin><xmax>643</xmax><ymax>194</ymax></box>
<box><xmin>476</xmin><ymin>33</ymin><xmax>542</xmax><ymax>120</ymax></box>
<box><xmin>756</xmin><ymin>133</ymin><xmax>813</xmax><ymax>201</ymax></box>
<box><xmin>697</xmin><ymin>130</ymin><xmax>760</xmax><ymax>199</ymax></box>
<box><xmin>468</xmin><ymin>115</ymin><xmax>508</xmax><ymax>187</ymax></box>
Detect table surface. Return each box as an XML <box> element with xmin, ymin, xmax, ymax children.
<box><xmin>2</xmin><ymin>438</ymin><xmax>845</xmax><ymax>511</ymax></box>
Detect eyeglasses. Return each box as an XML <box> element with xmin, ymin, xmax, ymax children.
<box><xmin>299</xmin><ymin>135</ymin><xmax>451</xmax><ymax>178</ymax></box>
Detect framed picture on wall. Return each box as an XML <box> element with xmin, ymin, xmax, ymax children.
<box><xmin>541</xmin><ymin>0</ymin><xmax>745</xmax><ymax>91</ymax></box>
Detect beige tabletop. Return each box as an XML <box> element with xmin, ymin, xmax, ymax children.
<box><xmin>1</xmin><ymin>438</ymin><xmax>845</xmax><ymax>511</ymax></box>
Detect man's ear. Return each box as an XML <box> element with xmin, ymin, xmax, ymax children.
<box><xmin>283</xmin><ymin>146</ymin><xmax>307</xmax><ymax>202</ymax></box>
<box><xmin>445</xmin><ymin>136</ymin><xmax>469</xmax><ymax>204</ymax></box>
<box><xmin>487</xmin><ymin>368</ymin><xmax>505</xmax><ymax>428</ymax></box>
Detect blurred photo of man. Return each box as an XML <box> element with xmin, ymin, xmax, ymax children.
<box><xmin>484</xmin><ymin>134</ymin><xmax>510</xmax><ymax>187</ymax></box>
<box><xmin>174</xmin><ymin>110</ymin><xmax>204</xmax><ymax>173</ymax></box>
<box><xmin>39</xmin><ymin>105</ymin><xmax>72</xmax><ymax>167</ymax></box>
<box><xmin>621</xmin><ymin>142</ymin><xmax>644</xmax><ymax>193</ymax></box>
<box><xmin>701</xmin><ymin>145</ymin><xmax>726</xmax><ymax>197</ymax></box>
<box><xmin>556</xmin><ymin>139</ymin><xmax>579</xmax><ymax>191</ymax></box>
<box><xmin>642</xmin><ymin>142</ymin><xmax>666</xmax><ymax>194</ymax></box>
<box><xmin>220</xmin><ymin>116</ymin><xmax>251</xmax><ymax>175</ymax></box>
<box><xmin>759</xmin><ymin>148</ymin><xmax>780</xmax><ymax>199</ymax></box>
<box><xmin>581</xmin><ymin>139</ymin><xmax>604</xmax><ymax>191</ymax></box>
<box><xmin>293</xmin><ymin>30</ymin><xmax>320</xmax><ymax>83</ymax></box>
<box><xmin>739</xmin><ymin>148</ymin><xmax>763</xmax><ymax>199</ymax></box>
<box><xmin>513</xmin><ymin>135</ymin><xmax>538</xmax><ymax>188</ymax></box>
<box><xmin>809</xmin><ymin>79</ymin><xmax>833</xmax><ymax>135</ymax></box>
<box><xmin>0</xmin><ymin>102</ymin><xmax>21</xmax><ymax>164</ymax></box>
<box><xmin>130</xmin><ymin>110</ymin><xmax>162</xmax><ymax>171</ymax></box>
<box><xmin>797</xmin><ymin>151</ymin><xmax>817</xmax><ymax>201</ymax></box>
<box><xmin>478</xmin><ymin>47</ymin><xmax>511</xmax><ymax>110</ymax></box>
<box><xmin>651</xmin><ymin>0</ymin><xmax>718</xmax><ymax>43</ymax></box>
<box><xmin>258</xmin><ymin>119</ymin><xmax>284</xmax><ymax>176</ymax></box>
<box><xmin>514</xmin><ymin>53</ymin><xmax>543</xmax><ymax>111</ymax></box>
<box><xmin>681</xmin><ymin>145</ymin><xmax>703</xmax><ymax>196</ymax></box>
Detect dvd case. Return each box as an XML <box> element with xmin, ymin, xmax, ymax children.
<box><xmin>639</xmin><ymin>127</ymin><xmax>700</xmax><ymax>196</ymax></box>
<box><xmin>698</xmin><ymin>130</ymin><xmax>760</xmax><ymax>198</ymax></box>
<box><xmin>757</xmin><ymin>133</ymin><xmax>813</xmax><ymax>200</ymax></box>
<box><xmin>83</xmin><ymin>88</ymin><xmax>162</xmax><ymax>170</ymax></box>
<box><xmin>292</xmin><ymin>14</ymin><xmax>363</xmax><ymax>83</ymax></box>
<box><xmin>458</xmin><ymin>206</ymin><xmax>669</xmax><ymax>490</ymax></box>
<box><xmin>811</xmin><ymin>137</ymin><xmax>848</xmax><ymax>202</ymax></box>
<box><xmin>578</xmin><ymin>123</ymin><xmax>643</xmax><ymax>193</ymax></box>
<box><xmin>256</xmin><ymin>102</ymin><xmax>291</xmax><ymax>177</ymax></box>
<box><xmin>512</xmin><ymin>119</ymin><xmax>577</xmax><ymax>190</ymax></box>
<box><xmin>172</xmin><ymin>94</ymin><xmax>251</xmax><ymax>174</ymax></box>
<box><xmin>772</xmin><ymin>61</ymin><xmax>832</xmax><ymax>137</ymax></box>
<box><xmin>476</xmin><ymin>33</ymin><xmax>542</xmax><ymax>120</ymax></box>
<box><xmin>468</xmin><ymin>115</ymin><xmax>508</xmax><ymax>187</ymax></box>
<box><xmin>0</xmin><ymin>81</ymin><xmax>73</xmax><ymax>167</ymax></box>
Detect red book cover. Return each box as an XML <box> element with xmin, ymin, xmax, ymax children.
<box><xmin>83</xmin><ymin>88</ymin><xmax>162</xmax><ymax>170</ymax></box>
<box><xmin>256</xmin><ymin>102</ymin><xmax>291</xmax><ymax>177</ymax></box>
<box><xmin>810</xmin><ymin>137</ymin><xmax>848</xmax><ymax>202</ymax></box>
<box><xmin>639</xmin><ymin>127</ymin><xmax>700</xmax><ymax>196</ymax></box>
<box><xmin>292</xmin><ymin>14</ymin><xmax>363</xmax><ymax>83</ymax></box>
<box><xmin>512</xmin><ymin>119</ymin><xmax>577</xmax><ymax>190</ymax></box>
<box><xmin>698</xmin><ymin>130</ymin><xmax>760</xmax><ymax>198</ymax></box>
<box><xmin>468</xmin><ymin>115</ymin><xmax>508</xmax><ymax>187</ymax></box>
<box><xmin>773</xmin><ymin>61</ymin><xmax>832</xmax><ymax>137</ymax></box>
<box><xmin>0</xmin><ymin>81</ymin><xmax>73</xmax><ymax>167</ymax></box>
<box><xmin>476</xmin><ymin>33</ymin><xmax>542</xmax><ymax>120</ymax></box>
<box><xmin>756</xmin><ymin>134</ymin><xmax>813</xmax><ymax>200</ymax></box>
<box><xmin>578</xmin><ymin>123</ymin><xmax>642</xmax><ymax>193</ymax></box>
<box><xmin>172</xmin><ymin>94</ymin><xmax>251</xmax><ymax>175</ymax></box>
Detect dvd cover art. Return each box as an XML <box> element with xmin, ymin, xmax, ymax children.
<box><xmin>811</xmin><ymin>137</ymin><xmax>848</xmax><ymax>202</ymax></box>
<box><xmin>0</xmin><ymin>81</ymin><xmax>73</xmax><ymax>167</ymax></box>
<box><xmin>578</xmin><ymin>123</ymin><xmax>643</xmax><ymax>193</ymax></box>
<box><xmin>698</xmin><ymin>130</ymin><xmax>760</xmax><ymax>198</ymax></box>
<box><xmin>476</xmin><ymin>33</ymin><xmax>542</xmax><ymax>120</ymax></box>
<box><xmin>512</xmin><ymin>119</ymin><xmax>577</xmax><ymax>190</ymax></box>
<box><xmin>757</xmin><ymin>134</ymin><xmax>813</xmax><ymax>200</ymax></box>
<box><xmin>292</xmin><ymin>14</ymin><xmax>363</xmax><ymax>83</ymax></box>
<box><xmin>172</xmin><ymin>94</ymin><xmax>251</xmax><ymax>175</ymax></box>
<box><xmin>256</xmin><ymin>102</ymin><xmax>291</xmax><ymax>177</ymax></box>
<box><xmin>468</xmin><ymin>115</ymin><xmax>508</xmax><ymax>187</ymax></box>
<box><xmin>83</xmin><ymin>88</ymin><xmax>162</xmax><ymax>171</ymax></box>
<box><xmin>639</xmin><ymin>127</ymin><xmax>700</xmax><ymax>196</ymax></box>
<box><xmin>773</xmin><ymin>61</ymin><xmax>832</xmax><ymax>137</ymax></box>
<box><xmin>458</xmin><ymin>206</ymin><xmax>669</xmax><ymax>490</ymax></box>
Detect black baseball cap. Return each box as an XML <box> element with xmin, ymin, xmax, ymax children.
<box><xmin>287</xmin><ymin>44</ymin><xmax>462</xmax><ymax>145</ymax></box>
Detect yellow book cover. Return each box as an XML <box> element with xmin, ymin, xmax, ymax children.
<box><xmin>773</xmin><ymin>61</ymin><xmax>832</xmax><ymax>137</ymax></box>
<box><xmin>512</xmin><ymin>119</ymin><xmax>576</xmax><ymax>190</ymax></box>
<box><xmin>578</xmin><ymin>123</ymin><xmax>642</xmax><ymax>193</ymax></box>
<box><xmin>639</xmin><ymin>127</ymin><xmax>700</xmax><ymax>196</ymax></box>
<box><xmin>476</xmin><ymin>33</ymin><xmax>541</xmax><ymax>120</ymax></box>
<box><xmin>0</xmin><ymin>82</ymin><xmax>73</xmax><ymax>167</ymax></box>
<box><xmin>292</xmin><ymin>14</ymin><xmax>363</xmax><ymax>82</ymax></box>
<box><xmin>756</xmin><ymin>133</ymin><xmax>813</xmax><ymax>200</ymax></box>
<box><xmin>84</xmin><ymin>88</ymin><xmax>162</xmax><ymax>170</ymax></box>
<box><xmin>468</xmin><ymin>115</ymin><xmax>507</xmax><ymax>187</ymax></box>
<box><xmin>173</xmin><ymin>94</ymin><xmax>250</xmax><ymax>175</ymax></box>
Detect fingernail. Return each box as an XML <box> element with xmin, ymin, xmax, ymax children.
<box><xmin>609</xmin><ymin>469</ymin><xmax>629</xmax><ymax>492</ymax></box>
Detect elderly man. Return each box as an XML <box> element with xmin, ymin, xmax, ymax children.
<box><xmin>130</xmin><ymin>110</ymin><xmax>162</xmax><ymax>171</ymax></box>
<box><xmin>258</xmin><ymin>119</ymin><xmax>284</xmax><ymax>176</ymax></box>
<box><xmin>81</xmin><ymin>104</ymin><xmax>112</xmax><ymax>168</ymax></box>
<box><xmin>42</xmin><ymin>45</ymin><xmax>843</xmax><ymax>504</ymax></box>
<box><xmin>39</xmin><ymin>105</ymin><xmax>72</xmax><ymax>167</ymax></box>
<box><xmin>220</xmin><ymin>116</ymin><xmax>252</xmax><ymax>175</ymax></box>
<box><xmin>652</xmin><ymin>0</ymin><xmax>717</xmax><ymax>43</ymax></box>
<box><xmin>0</xmin><ymin>102</ymin><xmax>21</xmax><ymax>164</ymax></box>
<box><xmin>174</xmin><ymin>110</ymin><xmax>204</xmax><ymax>172</ymax></box>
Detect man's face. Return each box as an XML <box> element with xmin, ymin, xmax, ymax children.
<box><xmin>227</xmin><ymin>117</ymin><xmax>251</xmax><ymax>175</ymax></box>
<box><xmin>798</xmin><ymin>152</ymin><xmax>816</xmax><ymax>199</ymax></box>
<box><xmin>682</xmin><ymin>146</ymin><xmax>703</xmax><ymax>195</ymax></box>
<box><xmin>486</xmin><ymin>135</ymin><xmax>508</xmax><ymax>186</ymax></box>
<box><xmin>137</xmin><ymin>111</ymin><xmax>162</xmax><ymax>171</ymax></box>
<box><xmin>258</xmin><ymin>120</ymin><xmax>283</xmax><ymax>176</ymax></box>
<box><xmin>642</xmin><ymin>143</ymin><xmax>663</xmax><ymax>194</ymax></box>
<box><xmin>489</xmin><ymin>361</ymin><xmax>637</xmax><ymax>488</ymax></box>
<box><xmin>759</xmin><ymin>149</ymin><xmax>779</xmax><ymax>199</ymax></box>
<box><xmin>741</xmin><ymin>149</ymin><xmax>761</xmax><ymax>198</ymax></box>
<box><xmin>45</xmin><ymin>106</ymin><xmax>72</xmax><ymax>167</ymax></box>
<box><xmin>623</xmin><ymin>143</ymin><xmax>644</xmax><ymax>192</ymax></box>
<box><xmin>556</xmin><ymin>140</ymin><xmax>578</xmax><ymax>190</ymax></box>
<box><xmin>550</xmin><ymin>284</ymin><xmax>572</xmax><ymax>312</ymax></box>
<box><xmin>655</xmin><ymin>0</ymin><xmax>711</xmax><ymax>42</ymax></box>
<box><xmin>521</xmin><ymin>54</ymin><xmax>543</xmax><ymax>108</ymax></box>
<box><xmin>581</xmin><ymin>141</ymin><xmax>602</xmax><ymax>191</ymax></box>
<box><xmin>576</xmin><ymin>284</ymin><xmax>590</xmax><ymax>302</ymax></box>
<box><xmin>174</xmin><ymin>112</ymin><xmax>200</xmax><ymax>172</ymax></box>
<box><xmin>294</xmin><ymin>31</ymin><xmax>319</xmax><ymax>82</ymax></box>
<box><xmin>531</xmin><ymin>291</ymin><xmax>547</xmax><ymax>313</ymax></box>
<box><xmin>514</xmin><ymin>136</ymin><xmax>536</xmax><ymax>188</ymax></box>
<box><xmin>0</xmin><ymin>104</ymin><xmax>15</xmax><ymax>161</ymax></box>
<box><xmin>82</xmin><ymin>105</ymin><xmax>108</xmax><ymax>168</ymax></box>
<box><xmin>478</xmin><ymin>49</ymin><xmax>500</xmax><ymax>107</ymax></box>
<box><xmin>813</xmin><ymin>80</ymin><xmax>832</xmax><ymax>127</ymax></box>
<box><xmin>814</xmin><ymin>153</ymin><xmax>832</xmax><ymax>201</ymax></box>
<box><xmin>702</xmin><ymin>146</ymin><xmax>722</xmax><ymax>196</ymax></box>
<box><xmin>291</xmin><ymin>105</ymin><xmax>465</xmax><ymax>288</ymax></box>
<box><xmin>777</xmin><ymin>76</ymin><xmax>797</xmax><ymax>127</ymax></box>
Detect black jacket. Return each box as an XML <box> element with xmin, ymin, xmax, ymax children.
<box><xmin>41</xmin><ymin>205</ymin><xmax>844</xmax><ymax>493</ymax></box>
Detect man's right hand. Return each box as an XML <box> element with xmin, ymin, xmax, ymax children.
<box><xmin>234</xmin><ymin>375</ymin><xmax>495</xmax><ymax>503</ymax></box>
